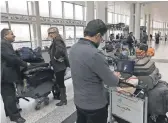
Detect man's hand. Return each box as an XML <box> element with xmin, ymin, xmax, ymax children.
<box><xmin>113</xmin><ymin>72</ymin><xmax>121</xmax><ymax>77</ymax></box>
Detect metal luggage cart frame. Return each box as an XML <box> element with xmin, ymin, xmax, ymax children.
<box><xmin>108</xmin><ymin>85</ymin><xmax>148</xmax><ymax>123</ymax></box>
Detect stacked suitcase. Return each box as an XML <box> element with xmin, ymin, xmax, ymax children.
<box><xmin>133</xmin><ymin>57</ymin><xmax>161</xmax><ymax>90</ymax></box>
<box><xmin>18</xmin><ymin>63</ymin><xmax>55</xmax><ymax>110</ymax></box>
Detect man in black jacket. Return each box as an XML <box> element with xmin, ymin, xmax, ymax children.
<box><xmin>1</xmin><ymin>28</ymin><xmax>29</xmax><ymax>123</ymax></box>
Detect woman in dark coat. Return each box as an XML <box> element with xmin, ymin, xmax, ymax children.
<box><xmin>48</xmin><ymin>27</ymin><xmax>70</xmax><ymax>106</ymax></box>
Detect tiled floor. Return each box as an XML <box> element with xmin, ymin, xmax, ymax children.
<box><xmin>3</xmin><ymin>41</ymin><xmax>168</xmax><ymax>123</ymax></box>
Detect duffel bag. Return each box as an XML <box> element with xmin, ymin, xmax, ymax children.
<box><xmin>148</xmin><ymin>81</ymin><xmax>168</xmax><ymax>115</ymax></box>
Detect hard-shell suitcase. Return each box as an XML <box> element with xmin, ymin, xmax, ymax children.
<box><xmin>136</xmin><ymin>68</ymin><xmax>161</xmax><ymax>90</ymax></box>
<box><xmin>135</xmin><ymin>57</ymin><xmax>150</xmax><ymax>66</ymax></box>
<box><xmin>134</xmin><ymin>61</ymin><xmax>155</xmax><ymax>76</ymax></box>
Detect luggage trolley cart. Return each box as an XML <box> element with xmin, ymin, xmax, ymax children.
<box><xmin>108</xmin><ymin>82</ymin><xmax>148</xmax><ymax>123</ymax></box>
<box><xmin>108</xmin><ymin>59</ymin><xmax>148</xmax><ymax>123</ymax></box>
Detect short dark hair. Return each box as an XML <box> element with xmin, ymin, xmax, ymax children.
<box><xmin>1</xmin><ymin>28</ymin><xmax>11</xmax><ymax>40</ymax></box>
<box><xmin>84</xmin><ymin>19</ymin><xmax>107</xmax><ymax>37</ymax></box>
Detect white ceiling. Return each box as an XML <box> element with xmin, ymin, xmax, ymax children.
<box><xmin>147</xmin><ymin>2</ymin><xmax>168</xmax><ymax>22</ymax></box>
<box><xmin>66</xmin><ymin>1</ymin><xmax>168</xmax><ymax>22</ymax></box>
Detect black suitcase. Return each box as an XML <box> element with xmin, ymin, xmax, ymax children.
<box><xmin>24</xmin><ymin>67</ymin><xmax>54</xmax><ymax>88</ymax></box>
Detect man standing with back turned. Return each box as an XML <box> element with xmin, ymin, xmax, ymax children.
<box><xmin>69</xmin><ymin>19</ymin><xmax>119</xmax><ymax>123</ymax></box>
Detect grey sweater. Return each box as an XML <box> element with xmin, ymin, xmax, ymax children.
<box><xmin>69</xmin><ymin>38</ymin><xmax>119</xmax><ymax>110</ymax></box>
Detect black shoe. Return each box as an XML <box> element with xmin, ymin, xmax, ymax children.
<box><xmin>56</xmin><ymin>88</ymin><xmax>67</xmax><ymax>106</ymax></box>
<box><xmin>11</xmin><ymin>117</ymin><xmax>26</xmax><ymax>123</ymax></box>
<box><xmin>56</xmin><ymin>100</ymin><xmax>67</xmax><ymax>106</ymax></box>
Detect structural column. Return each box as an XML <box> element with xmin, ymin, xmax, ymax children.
<box><xmin>144</xmin><ymin>14</ymin><xmax>147</xmax><ymax>26</ymax></box>
<box><xmin>147</xmin><ymin>14</ymin><xmax>151</xmax><ymax>40</ymax></box>
<box><xmin>129</xmin><ymin>3</ymin><xmax>135</xmax><ymax>33</ymax></box>
<box><xmin>86</xmin><ymin>1</ymin><xmax>94</xmax><ymax>24</ymax></box>
<box><xmin>31</xmin><ymin>1</ymin><xmax>42</xmax><ymax>48</ymax></box>
<box><xmin>135</xmin><ymin>3</ymin><xmax>141</xmax><ymax>42</ymax></box>
<box><xmin>96</xmin><ymin>1</ymin><xmax>108</xmax><ymax>50</ymax></box>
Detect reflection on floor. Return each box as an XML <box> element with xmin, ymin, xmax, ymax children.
<box><xmin>5</xmin><ymin>41</ymin><xmax>168</xmax><ymax>123</ymax></box>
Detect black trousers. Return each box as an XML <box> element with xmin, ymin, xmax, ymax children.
<box><xmin>1</xmin><ymin>83</ymin><xmax>20</xmax><ymax>120</ymax></box>
<box><xmin>76</xmin><ymin>105</ymin><xmax>108</xmax><ymax>123</ymax></box>
<box><xmin>128</xmin><ymin>46</ymin><xmax>135</xmax><ymax>56</ymax></box>
<box><xmin>55</xmin><ymin>70</ymin><xmax>66</xmax><ymax>88</ymax></box>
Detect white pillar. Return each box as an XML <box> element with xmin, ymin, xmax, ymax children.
<box><xmin>151</xmin><ymin>20</ymin><xmax>153</xmax><ymax>35</ymax></box>
<box><xmin>31</xmin><ymin>1</ymin><xmax>42</xmax><ymax>48</ymax></box>
<box><xmin>86</xmin><ymin>1</ymin><xmax>94</xmax><ymax>24</ymax></box>
<box><xmin>96</xmin><ymin>1</ymin><xmax>107</xmax><ymax>50</ymax></box>
<box><xmin>164</xmin><ymin>22</ymin><xmax>166</xmax><ymax>35</ymax></box>
<box><xmin>129</xmin><ymin>3</ymin><xmax>135</xmax><ymax>33</ymax></box>
<box><xmin>147</xmin><ymin>14</ymin><xmax>151</xmax><ymax>40</ymax></box>
<box><xmin>135</xmin><ymin>3</ymin><xmax>141</xmax><ymax>42</ymax></box>
<box><xmin>144</xmin><ymin>14</ymin><xmax>147</xmax><ymax>26</ymax></box>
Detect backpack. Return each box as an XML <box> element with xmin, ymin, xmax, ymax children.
<box><xmin>147</xmin><ymin>47</ymin><xmax>155</xmax><ymax>57</ymax></box>
<box><xmin>148</xmin><ymin>81</ymin><xmax>168</xmax><ymax>115</ymax></box>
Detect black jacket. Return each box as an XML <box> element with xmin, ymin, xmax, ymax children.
<box><xmin>127</xmin><ymin>35</ymin><xmax>135</xmax><ymax>47</ymax></box>
<box><xmin>48</xmin><ymin>37</ymin><xmax>70</xmax><ymax>72</ymax></box>
<box><xmin>1</xmin><ymin>40</ymin><xmax>27</xmax><ymax>84</ymax></box>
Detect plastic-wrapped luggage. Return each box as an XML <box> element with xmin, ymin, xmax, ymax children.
<box><xmin>16</xmin><ymin>47</ymin><xmax>44</xmax><ymax>63</ymax></box>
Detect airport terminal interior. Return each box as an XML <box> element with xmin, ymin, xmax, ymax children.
<box><xmin>1</xmin><ymin>1</ymin><xmax>168</xmax><ymax>123</ymax></box>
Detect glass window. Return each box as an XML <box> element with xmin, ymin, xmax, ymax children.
<box><xmin>114</xmin><ymin>13</ymin><xmax>118</xmax><ymax>24</ymax></box>
<box><xmin>1</xmin><ymin>1</ymin><xmax>6</xmax><ymax>13</ymax></box>
<box><xmin>51</xmin><ymin>1</ymin><xmax>62</xmax><ymax>18</ymax></box>
<box><xmin>41</xmin><ymin>25</ymin><xmax>50</xmax><ymax>40</ymax></box>
<box><xmin>75</xmin><ymin>5</ymin><xmax>83</xmax><ymax>20</ymax></box>
<box><xmin>65</xmin><ymin>26</ymin><xmax>74</xmax><ymax>39</ymax></box>
<box><xmin>84</xmin><ymin>7</ymin><xmax>86</xmax><ymax>21</ymax></box>
<box><xmin>108</xmin><ymin>12</ymin><xmax>112</xmax><ymax>24</ymax></box>
<box><xmin>118</xmin><ymin>14</ymin><xmax>121</xmax><ymax>23</ymax></box>
<box><xmin>64</xmin><ymin>2</ymin><xmax>73</xmax><ymax>19</ymax></box>
<box><xmin>13</xmin><ymin>42</ymin><xmax>32</xmax><ymax>50</ymax></box>
<box><xmin>122</xmin><ymin>15</ymin><xmax>126</xmax><ymax>23</ymax></box>
<box><xmin>76</xmin><ymin>26</ymin><xmax>84</xmax><ymax>39</ymax></box>
<box><xmin>8</xmin><ymin>1</ymin><xmax>28</xmax><ymax>15</ymax></box>
<box><xmin>11</xmin><ymin>24</ymin><xmax>30</xmax><ymax>41</ymax></box>
<box><xmin>65</xmin><ymin>26</ymin><xmax>75</xmax><ymax>47</ymax></box>
<box><xmin>126</xmin><ymin>16</ymin><xmax>130</xmax><ymax>25</ymax></box>
<box><xmin>50</xmin><ymin>25</ymin><xmax>63</xmax><ymax>37</ymax></box>
<box><xmin>0</xmin><ymin>23</ymin><xmax>9</xmax><ymax>31</ymax></box>
<box><xmin>140</xmin><ymin>19</ymin><xmax>143</xmax><ymax>26</ymax></box>
<box><xmin>39</xmin><ymin>1</ymin><xmax>49</xmax><ymax>17</ymax></box>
